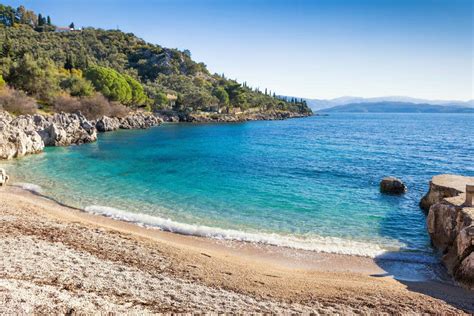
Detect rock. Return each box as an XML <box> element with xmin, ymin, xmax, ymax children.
<box><xmin>118</xmin><ymin>112</ymin><xmax>162</xmax><ymax>129</ymax></box>
<box><xmin>455</xmin><ymin>253</ymin><xmax>474</xmax><ymax>287</ymax></box>
<box><xmin>380</xmin><ymin>177</ymin><xmax>406</xmax><ymax>194</ymax></box>
<box><xmin>0</xmin><ymin>114</ymin><xmax>44</xmax><ymax>159</ymax></box>
<box><xmin>420</xmin><ymin>174</ymin><xmax>472</xmax><ymax>212</ymax></box>
<box><xmin>423</xmin><ymin>174</ymin><xmax>474</xmax><ymax>289</ymax></box>
<box><xmin>96</xmin><ymin>116</ymin><xmax>120</xmax><ymax>132</ymax></box>
<box><xmin>35</xmin><ymin>113</ymin><xmax>97</xmax><ymax>146</ymax></box>
<box><xmin>0</xmin><ymin>168</ymin><xmax>9</xmax><ymax>186</ymax></box>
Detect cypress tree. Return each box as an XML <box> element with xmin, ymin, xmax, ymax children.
<box><xmin>46</xmin><ymin>15</ymin><xmax>51</xmax><ymax>25</ymax></box>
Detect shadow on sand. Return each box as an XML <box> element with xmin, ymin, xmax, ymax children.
<box><xmin>372</xmin><ymin>252</ymin><xmax>474</xmax><ymax>313</ymax></box>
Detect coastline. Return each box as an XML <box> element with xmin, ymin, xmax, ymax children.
<box><xmin>1</xmin><ymin>185</ymin><xmax>473</xmax><ymax>313</ymax></box>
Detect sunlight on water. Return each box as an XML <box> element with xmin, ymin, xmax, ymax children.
<box><xmin>3</xmin><ymin>113</ymin><xmax>474</xmax><ymax>259</ymax></box>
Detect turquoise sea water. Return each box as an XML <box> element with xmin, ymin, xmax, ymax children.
<box><xmin>3</xmin><ymin>113</ymin><xmax>474</xmax><ymax>261</ymax></box>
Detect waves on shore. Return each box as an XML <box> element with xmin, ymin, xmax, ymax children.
<box><xmin>13</xmin><ymin>182</ymin><xmax>43</xmax><ymax>194</ymax></box>
<box><xmin>85</xmin><ymin>204</ymin><xmax>404</xmax><ymax>258</ymax></box>
<box><xmin>9</xmin><ymin>182</ymin><xmax>436</xmax><ymax>263</ymax></box>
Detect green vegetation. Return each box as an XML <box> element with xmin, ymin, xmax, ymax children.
<box><xmin>0</xmin><ymin>4</ymin><xmax>311</xmax><ymax>116</ymax></box>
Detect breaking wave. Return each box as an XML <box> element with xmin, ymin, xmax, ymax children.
<box><xmin>85</xmin><ymin>204</ymin><xmax>399</xmax><ymax>258</ymax></box>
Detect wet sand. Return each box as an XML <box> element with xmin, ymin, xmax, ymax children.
<box><xmin>1</xmin><ymin>186</ymin><xmax>473</xmax><ymax>314</ymax></box>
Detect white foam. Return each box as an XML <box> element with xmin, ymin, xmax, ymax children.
<box><xmin>13</xmin><ymin>182</ymin><xmax>43</xmax><ymax>194</ymax></box>
<box><xmin>84</xmin><ymin>204</ymin><xmax>401</xmax><ymax>258</ymax></box>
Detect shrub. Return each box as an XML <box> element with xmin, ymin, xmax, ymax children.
<box><xmin>53</xmin><ymin>93</ymin><xmax>129</xmax><ymax>119</ymax></box>
<box><xmin>123</xmin><ymin>74</ymin><xmax>147</xmax><ymax>106</ymax></box>
<box><xmin>85</xmin><ymin>65</ymin><xmax>132</xmax><ymax>104</ymax></box>
<box><xmin>53</xmin><ymin>94</ymin><xmax>82</xmax><ymax>113</ymax></box>
<box><xmin>7</xmin><ymin>54</ymin><xmax>60</xmax><ymax>102</ymax></box>
<box><xmin>0</xmin><ymin>86</ymin><xmax>37</xmax><ymax>115</ymax></box>
<box><xmin>60</xmin><ymin>74</ymin><xmax>95</xmax><ymax>97</ymax></box>
<box><xmin>107</xmin><ymin>101</ymin><xmax>129</xmax><ymax>118</ymax></box>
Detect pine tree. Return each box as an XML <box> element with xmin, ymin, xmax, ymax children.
<box><xmin>46</xmin><ymin>15</ymin><xmax>51</xmax><ymax>25</ymax></box>
<box><xmin>69</xmin><ymin>22</ymin><xmax>75</xmax><ymax>29</ymax></box>
<box><xmin>37</xmin><ymin>13</ymin><xmax>43</xmax><ymax>26</ymax></box>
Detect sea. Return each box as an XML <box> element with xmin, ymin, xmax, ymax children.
<box><xmin>3</xmin><ymin>113</ymin><xmax>474</xmax><ymax>279</ymax></box>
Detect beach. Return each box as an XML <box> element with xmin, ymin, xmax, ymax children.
<box><xmin>1</xmin><ymin>186</ymin><xmax>473</xmax><ymax>314</ymax></box>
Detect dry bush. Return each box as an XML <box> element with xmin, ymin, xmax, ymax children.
<box><xmin>78</xmin><ymin>94</ymin><xmax>114</xmax><ymax>119</ymax></box>
<box><xmin>108</xmin><ymin>101</ymin><xmax>129</xmax><ymax>118</ymax></box>
<box><xmin>53</xmin><ymin>93</ymin><xmax>130</xmax><ymax>120</ymax></box>
<box><xmin>0</xmin><ymin>87</ymin><xmax>37</xmax><ymax>115</ymax></box>
<box><xmin>53</xmin><ymin>95</ymin><xmax>82</xmax><ymax>113</ymax></box>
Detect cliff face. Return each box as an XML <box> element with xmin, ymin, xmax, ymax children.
<box><xmin>421</xmin><ymin>174</ymin><xmax>474</xmax><ymax>290</ymax></box>
<box><xmin>0</xmin><ymin>111</ymin><xmax>161</xmax><ymax>160</ymax></box>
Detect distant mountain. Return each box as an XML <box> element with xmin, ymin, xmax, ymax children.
<box><xmin>303</xmin><ymin>96</ymin><xmax>474</xmax><ymax>111</ymax></box>
<box><xmin>319</xmin><ymin>101</ymin><xmax>474</xmax><ymax>113</ymax></box>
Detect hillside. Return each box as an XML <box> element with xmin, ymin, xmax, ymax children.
<box><xmin>319</xmin><ymin>101</ymin><xmax>474</xmax><ymax>113</ymax></box>
<box><xmin>304</xmin><ymin>97</ymin><xmax>473</xmax><ymax>111</ymax></box>
<box><xmin>0</xmin><ymin>4</ymin><xmax>311</xmax><ymax>120</ymax></box>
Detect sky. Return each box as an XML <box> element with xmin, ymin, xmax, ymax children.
<box><xmin>4</xmin><ymin>0</ymin><xmax>473</xmax><ymax>100</ymax></box>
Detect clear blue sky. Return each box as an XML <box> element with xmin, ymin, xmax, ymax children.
<box><xmin>4</xmin><ymin>0</ymin><xmax>473</xmax><ymax>100</ymax></box>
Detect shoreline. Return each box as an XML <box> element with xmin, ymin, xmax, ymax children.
<box><xmin>1</xmin><ymin>185</ymin><xmax>473</xmax><ymax>313</ymax></box>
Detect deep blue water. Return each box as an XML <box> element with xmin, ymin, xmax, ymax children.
<box><xmin>4</xmin><ymin>113</ymin><xmax>474</xmax><ymax>259</ymax></box>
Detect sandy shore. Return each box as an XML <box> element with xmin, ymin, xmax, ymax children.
<box><xmin>1</xmin><ymin>186</ymin><xmax>473</xmax><ymax>314</ymax></box>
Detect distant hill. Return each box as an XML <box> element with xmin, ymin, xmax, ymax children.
<box><xmin>319</xmin><ymin>101</ymin><xmax>474</xmax><ymax>113</ymax></box>
<box><xmin>303</xmin><ymin>96</ymin><xmax>474</xmax><ymax>111</ymax></box>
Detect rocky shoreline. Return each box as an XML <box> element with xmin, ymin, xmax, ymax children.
<box><xmin>156</xmin><ymin>109</ymin><xmax>312</xmax><ymax>123</ymax></box>
<box><xmin>421</xmin><ymin>174</ymin><xmax>474</xmax><ymax>290</ymax></box>
<box><xmin>0</xmin><ymin>111</ymin><xmax>162</xmax><ymax>160</ymax></box>
<box><xmin>0</xmin><ymin>109</ymin><xmax>312</xmax><ymax>160</ymax></box>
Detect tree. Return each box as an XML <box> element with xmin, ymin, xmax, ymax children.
<box><xmin>212</xmin><ymin>86</ymin><xmax>229</xmax><ymax>106</ymax></box>
<box><xmin>8</xmin><ymin>54</ymin><xmax>60</xmax><ymax>101</ymax></box>
<box><xmin>46</xmin><ymin>15</ymin><xmax>51</xmax><ymax>25</ymax></box>
<box><xmin>85</xmin><ymin>65</ymin><xmax>132</xmax><ymax>104</ymax></box>
<box><xmin>123</xmin><ymin>74</ymin><xmax>147</xmax><ymax>106</ymax></box>
<box><xmin>69</xmin><ymin>22</ymin><xmax>75</xmax><ymax>29</ymax></box>
<box><xmin>37</xmin><ymin>13</ymin><xmax>43</xmax><ymax>26</ymax></box>
<box><xmin>60</xmin><ymin>73</ymin><xmax>95</xmax><ymax>97</ymax></box>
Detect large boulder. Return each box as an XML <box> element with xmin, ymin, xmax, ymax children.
<box><xmin>95</xmin><ymin>116</ymin><xmax>121</xmax><ymax>132</ymax></box>
<box><xmin>0</xmin><ymin>112</ymin><xmax>44</xmax><ymax>159</ymax></box>
<box><xmin>380</xmin><ymin>177</ymin><xmax>406</xmax><ymax>194</ymax></box>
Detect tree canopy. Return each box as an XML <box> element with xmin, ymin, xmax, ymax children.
<box><xmin>0</xmin><ymin>3</ymin><xmax>311</xmax><ymax>115</ymax></box>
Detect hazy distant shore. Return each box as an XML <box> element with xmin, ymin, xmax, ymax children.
<box><xmin>1</xmin><ymin>186</ymin><xmax>473</xmax><ymax>314</ymax></box>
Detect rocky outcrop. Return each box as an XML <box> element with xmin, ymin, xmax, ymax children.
<box><xmin>118</xmin><ymin>112</ymin><xmax>162</xmax><ymax>129</ymax></box>
<box><xmin>156</xmin><ymin>110</ymin><xmax>311</xmax><ymax>123</ymax></box>
<box><xmin>422</xmin><ymin>174</ymin><xmax>474</xmax><ymax>290</ymax></box>
<box><xmin>95</xmin><ymin>112</ymin><xmax>162</xmax><ymax>132</ymax></box>
<box><xmin>0</xmin><ymin>112</ymin><xmax>44</xmax><ymax>159</ymax></box>
<box><xmin>380</xmin><ymin>177</ymin><xmax>406</xmax><ymax>194</ymax></box>
<box><xmin>95</xmin><ymin>116</ymin><xmax>121</xmax><ymax>132</ymax></box>
<box><xmin>420</xmin><ymin>174</ymin><xmax>469</xmax><ymax>212</ymax></box>
<box><xmin>0</xmin><ymin>111</ymin><xmax>162</xmax><ymax>160</ymax></box>
<box><xmin>36</xmin><ymin>113</ymin><xmax>97</xmax><ymax>146</ymax></box>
